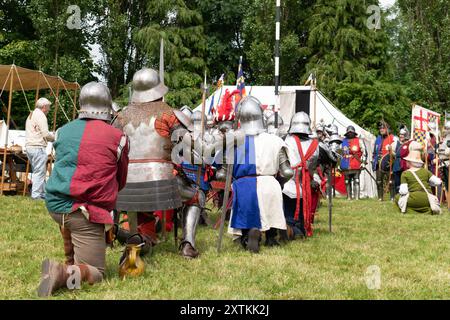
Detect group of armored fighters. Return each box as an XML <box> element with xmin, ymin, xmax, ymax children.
<box><xmin>109</xmin><ymin>66</ymin><xmax>450</xmax><ymax>262</ymax></box>
<box><xmin>37</xmin><ymin>64</ymin><xmax>450</xmax><ymax>297</ymax></box>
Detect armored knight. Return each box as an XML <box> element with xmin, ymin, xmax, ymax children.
<box><xmin>113</xmin><ymin>67</ymin><xmax>182</xmax><ymax>263</ymax></box>
<box><xmin>340</xmin><ymin>125</ymin><xmax>367</xmax><ymax>200</ymax></box>
<box><xmin>267</xmin><ymin>114</ymin><xmax>289</xmax><ymax>139</ymax></box>
<box><xmin>438</xmin><ymin>117</ymin><xmax>450</xmax><ymax>193</ymax></box>
<box><xmin>282</xmin><ymin>112</ymin><xmax>320</xmax><ymax>239</ymax></box>
<box><xmin>373</xmin><ymin>121</ymin><xmax>398</xmax><ymax>201</ymax></box>
<box><xmin>170</xmin><ymin>110</ymin><xmax>210</xmax><ymax>258</ymax></box>
<box><xmin>282</xmin><ymin>113</ymin><xmax>337</xmax><ymax>239</ymax></box>
<box><xmin>393</xmin><ymin>125</ymin><xmax>411</xmax><ymax>194</ymax></box>
<box><xmin>221</xmin><ymin>96</ymin><xmax>293</xmax><ymax>253</ymax></box>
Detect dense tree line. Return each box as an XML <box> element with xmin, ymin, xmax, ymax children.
<box><xmin>0</xmin><ymin>0</ymin><xmax>448</xmax><ymax>133</ymax></box>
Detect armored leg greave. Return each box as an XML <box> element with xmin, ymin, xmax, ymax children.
<box><xmin>345</xmin><ymin>173</ymin><xmax>353</xmax><ymax>200</ymax></box>
<box><xmin>354</xmin><ymin>172</ymin><xmax>361</xmax><ymax>200</ymax></box>
<box><xmin>182</xmin><ymin>205</ymin><xmax>201</xmax><ymax>248</ymax></box>
<box><xmin>376</xmin><ymin>169</ymin><xmax>384</xmax><ymax>201</ymax></box>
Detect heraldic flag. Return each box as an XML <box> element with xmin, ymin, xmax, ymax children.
<box><xmin>411</xmin><ymin>104</ymin><xmax>440</xmax><ymax>146</ymax></box>
<box><xmin>235</xmin><ymin>56</ymin><xmax>247</xmax><ymax>108</ymax></box>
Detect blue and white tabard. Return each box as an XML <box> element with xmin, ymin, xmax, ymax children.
<box><xmin>228</xmin><ymin>132</ymin><xmax>288</xmax><ymax>236</ymax></box>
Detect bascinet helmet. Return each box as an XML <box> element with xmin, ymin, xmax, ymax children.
<box><xmin>78</xmin><ymin>82</ymin><xmax>113</xmax><ymax>121</ymax></box>
<box><xmin>237</xmin><ymin>96</ymin><xmax>266</xmax><ymax>135</ymax></box>
<box><xmin>289</xmin><ymin>112</ymin><xmax>312</xmax><ymax>135</ymax></box>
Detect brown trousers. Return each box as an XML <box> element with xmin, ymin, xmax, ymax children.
<box><xmin>49</xmin><ymin>210</ymin><xmax>106</xmax><ymax>275</ymax></box>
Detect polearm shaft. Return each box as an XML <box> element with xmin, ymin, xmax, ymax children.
<box><xmin>217</xmin><ymin>164</ymin><xmax>233</xmax><ymax>253</ymax></box>
<box><xmin>328</xmin><ymin>169</ymin><xmax>332</xmax><ymax>233</ymax></box>
<box><xmin>196</xmin><ymin>71</ymin><xmax>207</xmax><ymax>187</ymax></box>
<box><xmin>274</xmin><ymin>0</ymin><xmax>281</xmax><ymax>128</ymax></box>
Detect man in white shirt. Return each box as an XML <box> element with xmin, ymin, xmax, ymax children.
<box><xmin>25</xmin><ymin>97</ymin><xmax>55</xmax><ymax>200</ymax></box>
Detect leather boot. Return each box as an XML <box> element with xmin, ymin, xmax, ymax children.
<box><xmin>60</xmin><ymin>227</ymin><xmax>74</xmax><ymax>265</ymax></box>
<box><xmin>179</xmin><ymin>241</ymin><xmax>199</xmax><ymax>259</ymax></box>
<box><xmin>247</xmin><ymin>228</ymin><xmax>261</xmax><ymax>253</ymax></box>
<box><xmin>280</xmin><ymin>224</ymin><xmax>297</xmax><ymax>241</ymax></box>
<box><xmin>37</xmin><ymin>259</ymin><xmax>102</xmax><ymax>297</ymax></box>
<box><xmin>264</xmin><ymin>228</ymin><xmax>280</xmax><ymax>247</ymax></box>
<box><xmin>37</xmin><ymin>259</ymin><xmax>68</xmax><ymax>297</ymax></box>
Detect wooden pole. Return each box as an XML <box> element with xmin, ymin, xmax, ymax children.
<box><xmin>22</xmin><ymin>160</ymin><xmax>30</xmax><ymax>196</ymax></box>
<box><xmin>448</xmin><ymin>165</ymin><xmax>450</xmax><ymax>211</ymax></box>
<box><xmin>52</xmin><ymin>81</ymin><xmax>60</xmax><ymax>132</ymax></box>
<box><xmin>274</xmin><ymin>0</ymin><xmax>281</xmax><ymax>128</ymax></box>
<box><xmin>72</xmin><ymin>87</ymin><xmax>78</xmax><ymax>120</ymax></box>
<box><xmin>313</xmin><ymin>79</ymin><xmax>317</xmax><ymax>127</ymax></box>
<box><xmin>35</xmin><ymin>72</ymin><xmax>41</xmax><ymax>105</ymax></box>
<box><xmin>1</xmin><ymin>68</ymin><xmax>14</xmax><ymax>196</ymax></box>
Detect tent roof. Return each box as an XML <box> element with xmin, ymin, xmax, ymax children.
<box><xmin>195</xmin><ymin>85</ymin><xmax>375</xmax><ymax>140</ymax></box>
<box><xmin>0</xmin><ymin>64</ymin><xmax>80</xmax><ymax>92</ymax></box>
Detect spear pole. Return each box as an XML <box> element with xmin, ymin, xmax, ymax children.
<box><xmin>274</xmin><ymin>0</ymin><xmax>281</xmax><ymax>128</ymax></box>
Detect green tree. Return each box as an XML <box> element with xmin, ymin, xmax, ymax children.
<box><xmin>0</xmin><ymin>0</ymin><xmax>37</xmax><ymax>68</ymax></box>
<box><xmin>93</xmin><ymin>0</ymin><xmax>149</xmax><ymax>98</ymax></box>
<box><xmin>393</xmin><ymin>0</ymin><xmax>450</xmax><ymax>112</ymax></box>
<box><xmin>242</xmin><ymin>0</ymin><xmax>314</xmax><ymax>85</ymax></box>
<box><xmin>135</xmin><ymin>0</ymin><xmax>207</xmax><ymax>108</ymax></box>
<box><xmin>27</xmin><ymin>0</ymin><xmax>98</xmax><ymax>84</ymax></box>
<box><xmin>195</xmin><ymin>0</ymin><xmax>249</xmax><ymax>84</ymax></box>
<box><xmin>302</xmin><ymin>0</ymin><xmax>413</xmax><ymax>133</ymax></box>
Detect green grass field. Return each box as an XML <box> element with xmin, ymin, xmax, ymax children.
<box><xmin>0</xmin><ymin>196</ymin><xmax>449</xmax><ymax>300</ymax></box>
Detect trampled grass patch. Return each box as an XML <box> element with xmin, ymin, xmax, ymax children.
<box><xmin>0</xmin><ymin>196</ymin><xmax>448</xmax><ymax>300</ymax></box>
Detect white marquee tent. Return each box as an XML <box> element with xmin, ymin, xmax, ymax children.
<box><xmin>195</xmin><ymin>85</ymin><xmax>378</xmax><ymax>198</ymax></box>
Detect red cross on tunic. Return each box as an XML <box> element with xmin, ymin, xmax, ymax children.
<box><xmin>414</xmin><ymin>109</ymin><xmax>428</xmax><ymax>131</ymax></box>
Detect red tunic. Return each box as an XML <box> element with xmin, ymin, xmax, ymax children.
<box><xmin>348</xmin><ymin>138</ymin><xmax>363</xmax><ymax>170</ymax></box>
<box><xmin>381</xmin><ymin>134</ymin><xmax>395</xmax><ymax>157</ymax></box>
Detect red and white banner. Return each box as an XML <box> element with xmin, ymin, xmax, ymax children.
<box><xmin>411</xmin><ymin>104</ymin><xmax>440</xmax><ymax>145</ymax></box>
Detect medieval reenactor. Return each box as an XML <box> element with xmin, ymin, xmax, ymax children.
<box><xmin>315</xmin><ymin>123</ymin><xmax>328</xmax><ymax>143</ymax></box>
<box><xmin>208</xmin><ymin>89</ymin><xmax>238</xmax><ymax>219</ymax></box>
<box><xmin>438</xmin><ymin>118</ymin><xmax>450</xmax><ymax>194</ymax></box>
<box><xmin>170</xmin><ymin>110</ymin><xmax>210</xmax><ymax>258</ymax></box>
<box><xmin>426</xmin><ymin>121</ymin><xmax>439</xmax><ymax>176</ymax></box>
<box><xmin>113</xmin><ymin>68</ymin><xmax>183</xmax><ymax>268</ymax></box>
<box><xmin>39</xmin><ymin>82</ymin><xmax>130</xmax><ymax>296</ymax></box>
<box><xmin>393</xmin><ymin>125</ymin><xmax>411</xmax><ymax>194</ymax></box>
<box><xmin>266</xmin><ymin>114</ymin><xmax>289</xmax><ymax>139</ymax></box>
<box><xmin>340</xmin><ymin>125</ymin><xmax>367</xmax><ymax>200</ymax></box>
<box><xmin>219</xmin><ymin>96</ymin><xmax>293</xmax><ymax>253</ymax></box>
<box><xmin>179</xmin><ymin>110</ymin><xmax>214</xmax><ymax>228</ymax></box>
<box><xmin>282</xmin><ymin>113</ymin><xmax>336</xmax><ymax>239</ymax></box>
<box><xmin>373</xmin><ymin>121</ymin><xmax>398</xmax><ymax>201</ymax></box>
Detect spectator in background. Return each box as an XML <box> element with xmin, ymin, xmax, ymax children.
<box><xmin>25</xmin><ymin>97</ymin><xmax>54</xmax><ymax>200</ymax></box>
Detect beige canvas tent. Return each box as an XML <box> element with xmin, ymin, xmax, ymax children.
<box><xmin>0</xmin><ymin>64</ymin><xmax>80</xmax><ymax>195</ymax></box>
